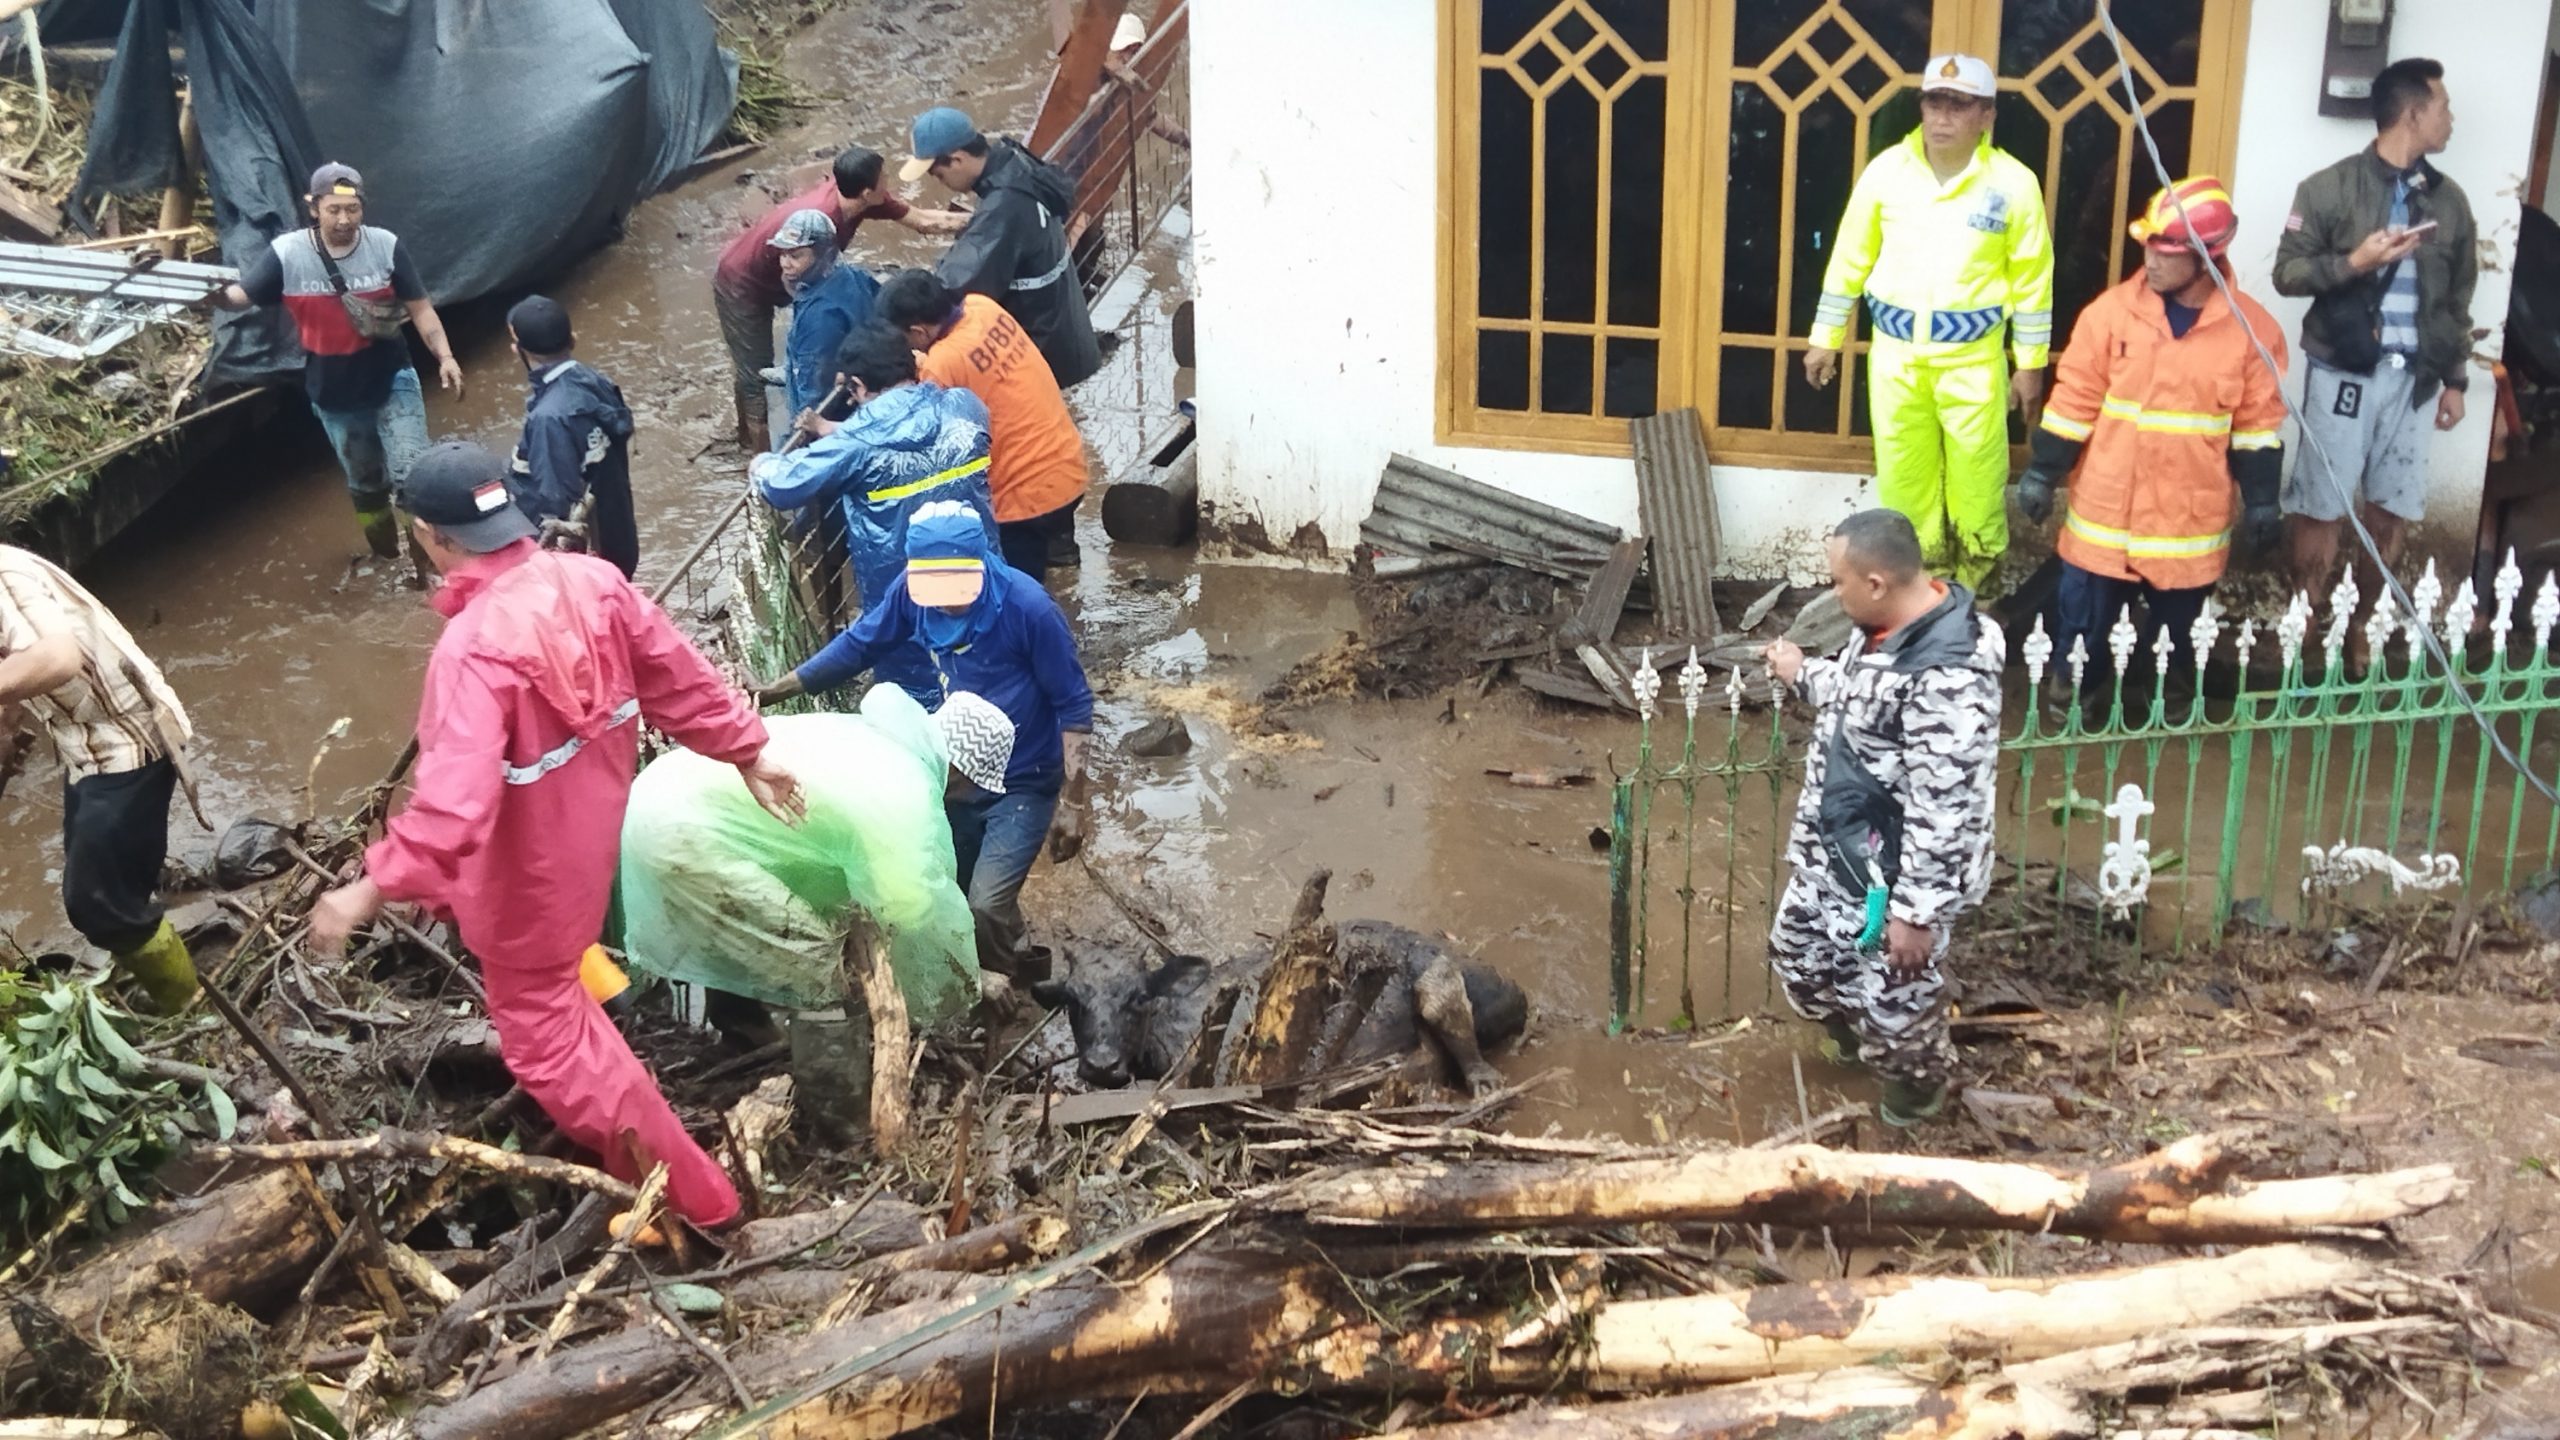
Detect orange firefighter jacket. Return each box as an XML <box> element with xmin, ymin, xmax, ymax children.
<box><xmin>2034</xmin><ymin>273</ymin><xmax>2289</xmax><ymax>590</ymax></box>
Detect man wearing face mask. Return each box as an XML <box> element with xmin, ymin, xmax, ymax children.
<box><xmin>769</xmin><ymin>209</ymin><xmax>883</xmax><ymax>442</ymax></box>
<box><xmin>753</xmin><ymin>325</ymin><xmax>999</xmax><ymax>700</ymax></box>
<box><xmin>505</xmin><ymin>295</ymin><xmax>638</xmax><ymax>578</ymax></box>
<box><xmin>754</xmin><ymin>501</ymin><xmax>1093</xmax><ymax>984</ymax></box>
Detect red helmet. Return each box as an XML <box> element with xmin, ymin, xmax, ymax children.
<box><xmin>2129</xmin><ymin>176</ymin><xmax>2237</xmax><ymax>256</ymax></box>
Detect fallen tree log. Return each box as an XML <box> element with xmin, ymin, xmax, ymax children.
<box><xmin>1269</xmin><ymin>1132</ymin><xmax>2464</xmax><ymax>1243</ymax></box>
<box><xmin>1378</xmin><ymin>1317</ymin><xmax>2454</xmax><ymax>1439</ymax></box>
<box><xmin>469</xmin><ymin>1236</ymin><xmax>2379</xmax><ymax>1439</ymax></box>
<box><xmin>725</xmin><ymin>1197</ymin><xmax>934</xmax><ymax>1263</ymax></box>
<box><xmin>0</xmin><ymin>1168</ymin><xmax>329</xmax><ymax>1385</ymax></box>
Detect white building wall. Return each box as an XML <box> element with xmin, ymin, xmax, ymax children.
<box><xmin>1191</xmin><ymin>0</ymin><xmax>2547</xmax><ymax>579</ymax></box>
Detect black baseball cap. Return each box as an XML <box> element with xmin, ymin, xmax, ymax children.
<box><xmin>397</xmin><ymin>441</ymin><xmax>536</xmax><ymax>553</ymax></box>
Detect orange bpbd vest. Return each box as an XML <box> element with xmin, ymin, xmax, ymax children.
<box><xmin>2038</xmin><ymin>274</ymin><xmax>2289</xmax><ymax>590</ymax></box>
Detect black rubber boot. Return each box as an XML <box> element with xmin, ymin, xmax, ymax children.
<box><xmin>1878</xmin><ymin>1077</ymin><xmax>1950</xmax><ymax>1128</ymax></box>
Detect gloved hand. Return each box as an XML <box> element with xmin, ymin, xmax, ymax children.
<box><xmin>2241</xmin><ymin>503</ymin><xmax>2283</xmax><ymax>555</ymax></box>
<box><xmin>2014</xmin><ymin>472</ymin><xmax>2057</xmax><ymax>524</ymax></box>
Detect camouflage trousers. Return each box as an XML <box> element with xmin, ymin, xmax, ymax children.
<box><xmin>1767</xmin><ymin>869</ymin><xmax>1957</xmax><ymax>1089</ymax></box>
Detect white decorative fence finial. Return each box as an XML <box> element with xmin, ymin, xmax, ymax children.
<box><xmin>1631</xmin><ymin>648</ymin><xmax>1660</xmax><ymax>719</ymax></box>
<box><xmin>2023</xmin><ymin>614</ymin><xmax>2053</xmax><ymax>688</ymax></box>
<box><xmin>2109</xmin><ymin>605</ymin><xmax>2138</xmax><ymax>684</ymax></box>
<box><xmin>2097</xmin><ymin>783</ymin><xmax>2156</xmax><ymax>919</ymax></box>
<box><xmin>1678</xmin><ymin>645</ymin><xmax>1707</xmax><ymax>718</ymax></box>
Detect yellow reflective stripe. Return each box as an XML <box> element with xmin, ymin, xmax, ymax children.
<box><xmin>906</xmin><ymin>557</ymin><xmax>984</xmax><ymax>572</ymax></box>
<box><xmin>2065</xmin><ymin>510</ymin><xmax>2230</xmax><ymax>558</ymax></box>
<box><xmin>2040</xmin><ymin>409</ymin><xmax>2095</xmax><ymax>441</ymax></box>
<box><xmin>2096</xmin><ymin>394</ymin><xmax>2232</xmax><ymax>435</ymax></box>
<box><xmin>2230</xmin><ymin>429</ymin><xmax>2282</xmax><ymax>451</ymax></box>
<box><xmin>867</xmin><ymin>455</ymin><xmax>991</xmax><ymax>504</ymax></box>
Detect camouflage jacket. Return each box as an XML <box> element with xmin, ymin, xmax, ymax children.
<box><xmin>1785</xmin><ymin>585</ymin><xmax>2005</xmax><ymax>928</ymax></box>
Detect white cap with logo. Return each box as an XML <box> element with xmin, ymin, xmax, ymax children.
<box><xmin>1919</xmin><ymin>54</ymin><xmax>1997</xmax><ymax>99</ymax></box>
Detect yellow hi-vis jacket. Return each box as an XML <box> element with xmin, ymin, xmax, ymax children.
<box><xmin>1810</xmin><ymin>131</ymin><xmax>2056</xmax><ymax>370</ymax></box>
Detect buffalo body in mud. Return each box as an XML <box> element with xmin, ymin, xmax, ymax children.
<box><xmin>1032</xmin><ymin>920</ymin><xmax>1528</xmax><ymax>1093</ymax></box>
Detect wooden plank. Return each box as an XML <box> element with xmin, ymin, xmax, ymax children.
<box><xmin>1043</xmin><ymin>1084</ymin><xmax>1260</xmax><ymax>1127</ymax></box>
<box><xmin>1629</xmin><ymin>406</ymin><xmax>1720</xmax><ymax>641</ymax></box>
<box><xmin>1518</xmin><ymin>665</ymin><xmax>1625</xmax><ymax>713</ymax></box>
<box><xmin>1026</xmin><ymin>0</ymin><xmax>1129</xmax><ymax>156</ymax></box>
<box><xmin>0</xmin><ymin>176</ymin><xmax>59</xmax><ymax>242</ymax></box>
<box><xmin>1557</xmin><ymin>535</ymin><xmax>1646</xmax><ymax>650</ymax></box>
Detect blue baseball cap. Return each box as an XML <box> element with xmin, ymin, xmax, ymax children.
<box><xmin>905</xmin><ymin>499</ymin><xmax>990</xmax><ymax>607</ymax></box>
<box><xmin>901</xmin><ymin>107</ymin><xmax>981</xmax><ymax>183</ymax></box>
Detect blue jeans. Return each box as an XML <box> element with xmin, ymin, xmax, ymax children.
<box><xmin>313</xmin><ymin>366</ymin><xmax>429</xmax><ymax>509</ymax></box>
<box><xmin>947</xmin><ymin>769</ymin><xmax>1061</xmax><ymax>978</ymax></box>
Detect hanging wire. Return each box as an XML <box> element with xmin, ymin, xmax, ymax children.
<box><xmin>2091</xmin><ymin>0</ymin><xmax>2560</xmax><ymax>810</ymax></box>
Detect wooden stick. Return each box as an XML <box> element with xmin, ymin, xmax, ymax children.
<box><xmin>200</xmin><ymin>1128</ymin><xmax>638</xmax><ymax>1203</ymax></box>
<box><xmin>534</xmin><ymin>1164</ymin><xmax>665</xmax><ymax>1361</ymax></box>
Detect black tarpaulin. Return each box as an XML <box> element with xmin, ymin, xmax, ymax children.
<box><xmin>56</xmin><ymin>0</ymin><xmax>736</xmax><ymax>372</ymax></box>
<box><xmin>260</xmin><ymin>0</ymin><xmax>737</xmax><ymax>304</ymax></box>
<box><xmin>57</xmin><ymin>0</ymin><xmax>324</xmax><ymax>388</ymax></box>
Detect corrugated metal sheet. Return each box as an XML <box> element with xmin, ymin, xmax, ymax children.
<box><xmin>1361</xmin><ymin>453</ymin><xmax>1625</xmax><ymax>584</ymax></box>
<box><xmin>1630</xmin><ymin>407</ymin><xmax>1719</xmax><ymax>639</ymax></box>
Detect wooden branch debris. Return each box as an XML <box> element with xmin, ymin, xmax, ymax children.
<box><xmin>199</xmin><ymin>1127</ymin><xmax>638</xmax><ymax>1203</ymax></box>
<box><xmin>1264</xmin><ymin>1131</ymin><xmax>2464</xmax><ymax>1244</ymax></box>
<box><xmin>1231</xmin><ymin>869</ymin><xmax>1335</xmax><ymax>1087</ymax></box>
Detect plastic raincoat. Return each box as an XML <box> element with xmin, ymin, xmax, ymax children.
<box><xmin>365</xmin><ymin>541</ymin><xmax>768</xmax><ymax>1227</ymax></box>
<box><xmin>619</xmin><ymin>690</ymin><xmax>980</xmax><ymax>1021</ymax></box>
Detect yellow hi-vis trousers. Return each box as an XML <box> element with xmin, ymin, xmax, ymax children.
<box><xmin>1868</xmin><ymin>338</ymin><xmax>2010</xmax><ymax>589</ymax></box>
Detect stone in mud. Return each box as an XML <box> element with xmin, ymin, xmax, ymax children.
<box><xmin>1126</xmin><ymin>715</ymin><xmax>1193</xmax><ymax>758</ymax></box>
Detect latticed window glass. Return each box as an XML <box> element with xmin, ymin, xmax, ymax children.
<box><xmin>1449</xmin><ymin>0</ymin><xmax>1682</xmax><ymax>450</ymax></box>
<box><xmin>1438</xmin><ymin>0</ymin><xmax>2252</xmax><ymax>464</ymax></box>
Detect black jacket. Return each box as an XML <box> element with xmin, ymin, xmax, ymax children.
<box><xmin>938</xmin><ymin>139</ymin><xmax>1103</xmax><ymax>388</ymax></box>
<box><xmin>2272</xmin><ymin>145</ymin><xmax>2478</xmax><ymax>401</ymax></box>
<box><xmin>511</xmin><ymin>359</ymin><xmax>638</xmax><ymax>578</ymax></box>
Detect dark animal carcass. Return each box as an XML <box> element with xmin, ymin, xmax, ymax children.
<box><xmin>1030</xmin><ymin>920</ymin><xmax>1528</xmax><ymax>1095</ymax></box>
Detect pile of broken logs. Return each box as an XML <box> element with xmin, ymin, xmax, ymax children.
<box><xmin>0</xmin><ymin>861</ymin><xmax>2514</xmax><ymax>1439</ymax></box>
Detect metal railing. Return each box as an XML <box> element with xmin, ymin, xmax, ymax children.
<box><xmin>1605</xmin><ymin>553</ymin><xmax>2560</xmax><ymax>1032</ymax></box>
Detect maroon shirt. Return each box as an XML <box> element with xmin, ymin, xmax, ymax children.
<box><xmin>712</xmin><ymin>182</ymin><xmax>912</xmax><ymax>309</ymax></box>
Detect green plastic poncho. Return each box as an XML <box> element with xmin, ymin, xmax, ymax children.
<box><xmin>618</xmin><ymin>687</ymin><xmax>979</xmax><ymax>1023</ymax></box>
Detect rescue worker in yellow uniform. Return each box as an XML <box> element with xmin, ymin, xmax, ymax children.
<box><xmin>2017</xmin><ymin>177</ymin><xmax>2288</xmax><ymax>704</ymax></box>
<box><xmin>1807</xmin><ymin>54</ymin><xmax>2054</xmax><ymax>590</ymax></box>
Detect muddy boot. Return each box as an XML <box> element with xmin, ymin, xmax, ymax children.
<box><xmin>113</xmin><ymin>919</ymin><xmax>199</xmax><ymax>1015</ymax></box>
<box><xmin>738</xmin><ymin>412</ymin><xmax>771</xmax><ymax>456</ymax></box>
<box><xmin>1816</xmin><ymin>1017</ymin><xmax>1865</xmax><ymax>1069</ymax></box>
<box><xmin>354</xmin><ymin>502</ymin><xmax>401</xmax><ymax>560</ymax></box>
<box><xmin>788</xmin><ymin>1004</ymin><xmax>872</xmax><ymax>1147</ymax></box>
<box><xmin>1878</xmin><ymin>1076</ymin><xmax>1949</xmax><ymax>1129</ymax></box>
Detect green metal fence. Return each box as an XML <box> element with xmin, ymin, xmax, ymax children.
<box><xmin>1605</xmin><ymin>554</ymin><xmax>2560</xmax><ymax>1032</ymax></box>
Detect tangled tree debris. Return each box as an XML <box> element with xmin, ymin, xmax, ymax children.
<box><xmin>0</xmin><ymin>812</ymin><xmax>2523</xmax><ymax>1438</ymax></box>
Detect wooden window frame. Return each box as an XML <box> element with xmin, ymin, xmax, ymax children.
<box><xmin>1436</xmin><ymin>0</ymin><xmax>2253</xmax><ymax>466</ymax></box>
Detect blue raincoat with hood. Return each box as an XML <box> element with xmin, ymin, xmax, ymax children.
<box><xmin>755</xmin><ymin>382</ymin><xmax>999</xmax><ymax>704</ymax></box>
<box><xmin>780</xmin><ymin>216</ymin><xmax>883</xmax><ymax>419</ymax></box>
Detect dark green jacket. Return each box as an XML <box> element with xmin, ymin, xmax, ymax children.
<box><xmin>2272</xmin><ymin>145</ymin><xmax>2478</xmax><ymax>401</ymax></box>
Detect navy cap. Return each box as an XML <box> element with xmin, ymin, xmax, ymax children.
<box><xmin>506</xmin><ymin>295</ymin><xmax>573</xmax><ymax>354</ymax></box>
<box><xmin>397</xmin><ymin>441</ymin><xmax>536</xmax><ymax>553</ymax></box>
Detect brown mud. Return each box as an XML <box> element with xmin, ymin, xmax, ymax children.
<box><xmin>1</xmin><ymin>1</ymin><xmax>2557</xmax><ymax>1430</ymax></box>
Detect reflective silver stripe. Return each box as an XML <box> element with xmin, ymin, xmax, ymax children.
<box><xmin>502</xmin><ymin>696</ymin><xmax>640</xmax><ymax>786</ymax></box>
<box><xmin>1009</xmin><ymin>203</ymin><xmax>1072</xmax><ymax>293</ymax></box>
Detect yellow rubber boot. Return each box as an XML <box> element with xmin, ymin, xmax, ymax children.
<box><xmin>114</xmin><ymin>919</ymin><xmax>199</xmax><ymax>1015</ymax></box>
<box><xmin>579</xmin><ymin>944</ymin><xmax>631</xmax><ymax>1004</ymax></box>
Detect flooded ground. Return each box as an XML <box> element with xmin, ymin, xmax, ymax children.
<box><xmin>6</xmin><ymin>3</ymin><xmax>2560</xmax><ymax>1420</ymax></box>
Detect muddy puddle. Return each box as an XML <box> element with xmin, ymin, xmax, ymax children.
<box><xmin>0</xmin><ymin>0</ymin><xmax>1161</xmax><ymax>936</ymax></box>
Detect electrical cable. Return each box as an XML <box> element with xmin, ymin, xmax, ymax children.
<box><xmin>2089</xmin><ymin>0</ymin><xmax>2560</xmax><ymax>809</ymax></box>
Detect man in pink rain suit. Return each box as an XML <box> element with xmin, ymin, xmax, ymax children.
<box><xmin>307</xmin><ymin>440</ymin><xmax>804</xmax><ymax>1230</ymax></box>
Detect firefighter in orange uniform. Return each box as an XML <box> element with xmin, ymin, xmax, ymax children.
<box><xmin>2017</xmin><ymin>177</ymin><xmax>2287</xmax><ymax>700</ymax></box>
